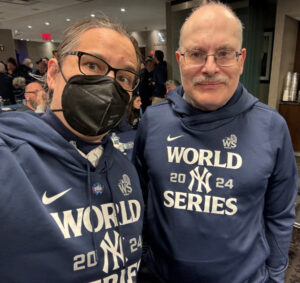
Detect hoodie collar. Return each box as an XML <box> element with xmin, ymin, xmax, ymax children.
<box><xmin>167</xmin><ymin>82</ymin><xmax>258</xmax><ymax>130</ymax></box>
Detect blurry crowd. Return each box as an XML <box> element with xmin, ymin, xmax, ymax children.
<box><xmin>0</xmin><ymin>49</ymin><xmax>180</xmax><ymax>130</ymax></box>
<box><xmin>113</xmin><ymin>49</ymin><xmax>180</xmax><ymax>133</ymax></box>
<box><xmin>0</xmin><ymin>56</ymin><xmax>48</xmax><ymax>106</ymax></box>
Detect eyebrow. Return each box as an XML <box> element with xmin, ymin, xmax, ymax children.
<box><xmin>216</xmin><ymin>45</ymin><xmax>236</xmax><ymax>50</ymax></box>
<box><xmin>185</xmin><ymin>45</ymin><xmax>236</xmax><ymax>53</ymax></box>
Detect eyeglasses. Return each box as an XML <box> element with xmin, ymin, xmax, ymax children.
<box><xmin>180</xmin><ymin>49</ymin><xmax>242</xmax><ymax>67</ymax></box>
<box><xmin>65</xmin><ymin>51</ymin><xmax>140</xmax><ymax>91</ymax></box>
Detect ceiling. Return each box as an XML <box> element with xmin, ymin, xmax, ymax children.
<box><xmin>0</xmin><ymin>0</ymin><xmax>167</xmax><ymax>42</ymax></box>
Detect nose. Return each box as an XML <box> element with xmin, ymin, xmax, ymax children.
<box><xmin>106</xmin><ymin>70</ymin><xmax>116</xmax><ymax>79</ymax></box>
<box><xmin>201</xmin><ymin>55</ymin><xmax>219</xmax><ymax>75</ymax></box>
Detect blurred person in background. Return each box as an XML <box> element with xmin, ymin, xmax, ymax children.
<box><xmin>20</xmin><ymin>57</ymin><xmax>35</xmax><ymax>83</ymax></box>
<box><xmin>23</xmin><ymin>58</ymin><xmax>34</xmax><ymax>70</ymax></box>
<box><xmin>17</xmin><ymin>81</ymin><xmax>48</xmax><ymax>113</ymax></box>
<box><xmin>115</xmin><ymin>93</ymin><xmax>142</xmax><ymax>132</ymax></box>
<box><xmin>35</xmin><ymin>59</ymin><xmax>48</xmax><ymax>76</ymax></box>
<box><xmin>164</xmin><ymin>79</ymin><xmax>180</xmax><ymax>98</ymax></box>
<box><xmin>0</xmin><ymin>62</ymin><xmax>14</xmax><ymax>105</ymax></box>
<box><xmin>139</xmin><ymin>57</ymin><xmax>154</xmax><ymax>112</ymax></box>
<box><xmin>152</xmin><ymin>50</ymin><xmax>167</xmax><ymax>105</ymax></box>
<box><xmin>12</xmin><ymin>76</ymin><xmax>26</xmax><ymax>104</ymax></box>
<box><xmin>7</xmin><ymin>57</ymin><xmax>19</xmax><ymax>78</ymax></box>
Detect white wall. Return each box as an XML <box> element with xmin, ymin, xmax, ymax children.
<box><xmin>132</xmin><ymin>30</ymin><xmax>167</xmax><ymax>61</ymax></box>
<box><xmin>0</xmin><ymin>29</ymin><xmax>16</xmax><ymax>62</ymax></box>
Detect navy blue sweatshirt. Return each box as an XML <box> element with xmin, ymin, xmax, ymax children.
<box><xmin>132</xmin><ymin>83</ymin><xmax>298</xmax><ymax>283</ymax></box>
<box><xmin>0</xmin><ymin>111</ymin><xmax>144</xmax><ymax>282</ymax></box>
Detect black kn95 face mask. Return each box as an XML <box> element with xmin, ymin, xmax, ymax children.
<box><xmin>52</xmin><ymin>74</ymin><xmax>130</xmax><ymax>136</ymax></box>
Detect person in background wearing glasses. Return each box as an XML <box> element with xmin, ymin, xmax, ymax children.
<box><xmin>133</xmin><ymin>2</ymin><xmax>297</xmax><ymax>283</ymax></box>
<box><xmin>17</xmin><ymin>81</ymin><xmax>48</xmax><ymax>113</ymax></box>
<box><xmin>0</xmin><ymin>16</ymin><xmax>144</xmax><ymax>282</ymax></box>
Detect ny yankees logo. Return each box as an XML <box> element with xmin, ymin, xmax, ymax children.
<box><xmin>100</xmin><ymin>230</ymin><xmax>125</xmax><ymax>273</ymax></box>
<box><xmin>188</xmin><ymin>166</ymin><xmax>212</xmax><ymax>193</ymax></box>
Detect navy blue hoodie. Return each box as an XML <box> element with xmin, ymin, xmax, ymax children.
<box><xmin>0</xmin><ymin>111</ymin><xmax>144</xmax><ymax>282</ymax></box>
<box><xmin>132</xmin><ymin>83</ymin><xmax>297</xmax><ymax>283</ymax></box>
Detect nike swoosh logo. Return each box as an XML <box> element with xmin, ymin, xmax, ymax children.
<box><xmin>42</xmin><ymin>188</ymin><xmax>72</xmax><ymax>205</ymax></box>
<box><xmin>167</xmin><ymin>135</ymin><xmax>183</xmax><ymax>142</ymax></box>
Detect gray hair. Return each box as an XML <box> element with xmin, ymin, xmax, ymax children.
<box><xmin>0</xmin><ymin>62</ymin><xmax>5</xmax><ymax>73</ymax></box>
<box><xmin>58</xmin><ymin>15</ymin><xmax>142</xmax><ymax>71</ymax></box>
<box><xmin>12</xmin><ymin>77</ymin><xmax>26</xmax><ymax>89</ymax></box>
<box><xmin>179</xmin><ymin>0</ymin><xmax>244</xmax><ymax>49</ymax></box>
<box><xmin>23</xmin><ymin>58</ymin><xmax>32</xmax><ymax>65</ymax></box>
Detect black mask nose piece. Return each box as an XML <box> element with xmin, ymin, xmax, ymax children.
<box><xmin>53</xmin><ymin>74</ymin><xmax>130</xmax><ymax>136</ymax></box>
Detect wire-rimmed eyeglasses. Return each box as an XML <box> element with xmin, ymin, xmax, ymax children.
<box><xmin>180</xmin><ymin>49</ymin><xmax>242</xmax><ymax>67</ymax></box>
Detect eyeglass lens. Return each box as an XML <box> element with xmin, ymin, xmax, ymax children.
<box><xmin>184</xmin><ymin>50</ymin><xmax>240</xmax><ymax>67</ymax></box>
<box><xmin>79</xmin><ymin>53</ymin><xmax>139</xmax><ymax>91</ymax></box>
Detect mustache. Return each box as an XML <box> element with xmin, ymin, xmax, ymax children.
<box><xmin>192</xmin><ymin>75</ymin><xmax>228</xmax><ymax>85</ymax></box>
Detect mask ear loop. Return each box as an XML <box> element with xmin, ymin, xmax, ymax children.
<box><xmin>52</xmin><ymin>61</ymin><xmax>67</xmax><ymax>112</ymax></box>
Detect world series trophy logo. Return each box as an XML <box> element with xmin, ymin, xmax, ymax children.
<box><xmin>118</xmin><ymin>174</ymin><xmax>132</xmax><ymax>196</ymax></box>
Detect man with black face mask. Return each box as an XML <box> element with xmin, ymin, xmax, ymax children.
<box><xmin>0</xmin><ymin>16</ymin><xmax>144</xmax><ymax>282</ymax></box>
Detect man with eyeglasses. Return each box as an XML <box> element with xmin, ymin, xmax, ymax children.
<box><xmin>133</xmin><ymin>2</ymin><xmax>297</xmax><ymax>283</ymax></box>
<box><xmin>0</xmin><ymin>16</ymin><xmax>144</xmax><ymax>282</ymax></box>
<box><xmin>17</xmin><ymin>81</ymin><xmax>48</xmax><ymax>113</ymax></box>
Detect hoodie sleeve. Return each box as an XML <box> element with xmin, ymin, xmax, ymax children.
<box><xmin>264</xmin><ymin>114</ymin><xmax>298</xmax><ymax>282</ymax></box>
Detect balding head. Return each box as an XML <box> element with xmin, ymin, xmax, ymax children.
<box><xmin>175</xmin><ymin>0</ymin><xmax>246</xmax><ymax>112</ymax></box>
<box><xmin>179</xmin><ymin>1</ymin><xmax>243</xmax><ymax>50</ymax></box>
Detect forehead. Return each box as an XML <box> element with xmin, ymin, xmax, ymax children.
<box><xmin>75</xmin><ymin>28</ymin><xmax>138</xmax><ymax>69</ymax></box>
<box><xmin>181</xmin><ymin>6</ymin><xmax>241</xmax><ymax>50</ymax></box>
<box><xmin>28</xmin><ymin>82</ymin><xmax>42</xmax><ymax>90</ymax></box>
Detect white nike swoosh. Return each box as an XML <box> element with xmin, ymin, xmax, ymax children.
<box><xmin>167</xmin><ymin>135</ymin><xmax>183</xmax><ymax>142</ymax></box>
<box><xmin>42</xmin><ymin>188</ymin><xmax>72</xmax><ymax>205</ymax></box>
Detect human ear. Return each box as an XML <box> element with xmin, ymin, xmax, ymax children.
<box><xmin>239</xmin><ymin>48</ymin><xmax>246</xmax><ymax>75</ymax></box>
<box><xmin>47</xmin><ymin>58</ymin><xmax>59</xmax><ymax>90</ymax></box>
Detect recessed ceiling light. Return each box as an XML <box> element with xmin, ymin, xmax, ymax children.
<box><xmin>121</xmin><ymin>8</ymin><xmax>126</xmax><ymax>12</ymax></box>
<box><xmin>26</xmin><ymin>39</ymin><xmax>30</xmax><ymax>41</ymax></box>
<box><xmin>28</xmin><ymin>25</ymin><xmax>32</xmax><ymax>29</ymax></box>
<box><xmin>66</xmin><ymin>18</ymin><xmax>71</xmax><ymax>22</ymax></box>
<box><xmin>45</xmin><ymin>22</ymin><xmax>50</xmax><ymax>26</ymax></box>
<box><xmin>90</xmin><ymin>13</ymin><xmax>95</xmax><ymax>17</ymax></box>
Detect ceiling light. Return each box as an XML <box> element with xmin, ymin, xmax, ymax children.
<box><xmin>45</xmin><ymin>22</ymin><xmax>50</xmax><ymax>26</ymax></box>
<box><xmin>28</xmin><ymin>25</ymin><xmax>32</xmax><ymax>29</ymax></box>
<box><xmin>14</xmin><ymin>30</ymin><xmax>18</xmax><ymax>34</ymax></box>
<box><xmin>26</xmin><ymin>39</ymin><xmax>30</xmax><ymax>41</ymax></box>
<box><xmin>21</xmin><ymin>38</ymin><xmax>23</xmax><ymax>41</ymax></box>
<box><xmin>121</xmin><ymin>8</ymin><xmax>126</xmax><ymax>12</ymax></box>
<box><xmin>90</xmin><ymin>13</ymin><xmax>95</xmax><ymax>17</ymax></box>
<box><xmin>51</xmin><ymin>40</ymin><xmax>54</xmax><ymax>42</ymax></box>
<box><xmin>66</xmin><ymin>18</ymin><xmax>71</xmax><ymax>22</ymax></box>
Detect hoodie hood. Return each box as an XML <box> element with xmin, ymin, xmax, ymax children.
<box><xmin>167</xmin><ymin>82</ymin><xmax>258</xmax><ymax>130</ymax></box>
<box><xmin>0</xmin><ymin>111</ymin><xmax>114</xmax><ymax>172</ymax></box>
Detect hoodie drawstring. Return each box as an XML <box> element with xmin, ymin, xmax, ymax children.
<box><xmin>87</xmin><ymin>161</ymin><xmax>99</xmax><ymax>265</ymax></box>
